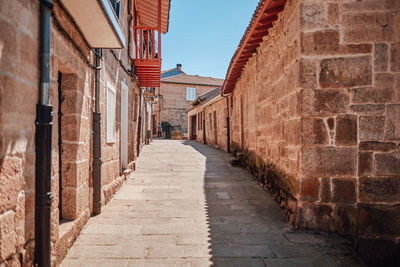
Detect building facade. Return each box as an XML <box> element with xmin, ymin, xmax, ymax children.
<box><xmin>154</xmin><ymin>66</ymin><xmax>224</xmax><ymax>137</ymax></box>
<box><xmin>190</xmin><ymin>0</ymin><xmax>400</xmax><ymax>265</ymax></box>
<box><xmin>187</xmin><ymin>88</ymin><xmax>229</xmax><ymax>151</ymax></box>
<box><xmin>0</xmin><ymin>0</ymin><xmax>170</xmax><ymax>266</ymax></box>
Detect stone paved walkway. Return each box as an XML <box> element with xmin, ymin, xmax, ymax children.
<box><xmin>61</xmin><ymin>140</ymin><xmax>362</xmax><ymax>267</ymax></box>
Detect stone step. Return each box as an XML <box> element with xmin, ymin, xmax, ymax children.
<box><xmin>122</xmin><ymin>168</ymin><xmax>133</xmax><ymax>178</ymax></box>
<box><xmin>236</xmin><ymin>152</ymin><xmax>244</xmax><ymax>160</ymax></box>
<box><xmin>229</xmin><ymin>157</ymin><xmax>241</xmax><ymax>167</ymax></box>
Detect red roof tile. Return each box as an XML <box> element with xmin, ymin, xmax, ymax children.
<box><xmin>222</xmin><ymin>0</ymin><xmax>287</xmax><ymax>94</ymax></box>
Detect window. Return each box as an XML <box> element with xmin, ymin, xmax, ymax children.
<box><xmin>110</xmin><ymin>0</ymin><xmax>121</xmax><ymax>19</ymax></box>
<box><xmin>107</xmin><ymin>83</ymin><xmax>116</xmax><ymax>143</ymax></box>
<box><xmin>186</xmin><ymin>87</ymin><xmax>196</xmax><ymax>101</ymax></box>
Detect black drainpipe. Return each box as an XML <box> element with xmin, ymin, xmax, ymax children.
<box><xmin>203</xmin><ymin>110</ymin><xmax>206</xmax><ymax>144</ymax></box>
<box><xmin>35</xmin><ymin>0</ymin><xmax>53</xmax><ymax>266</ymax></box>
<box><xmin>93</xmin><ymin>49</ymin><xmax>102</xmax><ymax>215</ymax></box>
<box><xmin>137</xmin><ymin>88</ymin><xmax>143</xmax><ymax>156</ymax></box>
<box><xmin>226</xmin><ymin>96</ymin><xmax>231</xmax><ymax>153</ymax></box>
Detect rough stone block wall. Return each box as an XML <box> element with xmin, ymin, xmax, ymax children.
<box><xmin>0</xmin><ymin>0</ymin><xmax>142</xmax><ymax>265</ymax></box>
<box><xmin>159</xmin><ymin>83</ymin><xmax>217</xmax><ymax>134</ymax></box>
<box><xmin>0</xmin><ymin>0</ymin><xmax>39</xmax><ymax>265</ymax></box>
<box><xmin>188</xmin><ymin>97</ymin><xmax>229</xmax><ymax>152</ymax></box>
<box><xmin>299</xmin><ymin>0</ymin><xmax>400</xmax><ymax>264</ymax></box>
<box><xmin>231</xmin><ymin>0</ymin><xmax>302</xmax><ymax>224</ymax></box>
<box><xmin>203</xmin><ymin>99</ymin><xmax>228</xmax><ymax>151</ymax></box>
<box><xmin>229</xmin><ymin>0</ymin><xmax>400</xmax><ymax>264</ymax></box>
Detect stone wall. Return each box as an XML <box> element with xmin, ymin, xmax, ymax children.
<box><xmin>157</xmin><ymin>82</ymin><xmax>217</xmax><ymax>135</ymax></box>
<box><xmin>226</xmin><ymin>0</ymin><xmax>400</xmax><ymax>264</ymax></box>
<box><xmin>0</xmin><ymin>0</ymin><xmax>143</xmax><ymax>265</ymax></box>
<box><xmin>230</xmin><ymin>0</ymin><xmax>302</xmax><ymax>226</ymax></box>
<box><xmin>188</xmin><ymin>96</ymin><xmax>229</xmax><ymax>151</ymax></box>
<box><xmin>299</xmin><ymin>0</ymin><xmax>400</xmax><ymax>264</ymax></box>
<box><xmin>0</xmin><ymin>0</ymin><xmax>39</xmax><ymax>265</ymax></box>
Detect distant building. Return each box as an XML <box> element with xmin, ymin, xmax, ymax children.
<box><xmin>153</xmin><ymin>65</ymin><xmax>224</xmax><ymax>137</ymax></box>
<box><xmin>187</xmin><ymin>87</ymin><xmax>229</xmax><ymax>150</ymax></box>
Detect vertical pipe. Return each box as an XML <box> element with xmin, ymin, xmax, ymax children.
<box><xmin>150</xmin><ymin>102</ymin><xmax>154</xmax><ymax>142</ymax></box>
<box><xmin>35</xmin><ymin>1</ymin><xmax>53</xmax><ymax>266</ymax></box>
<box><xmin>57</xmin><ymin>73</ymin><xmax>62</xmax><ymax>221</ymax></box>
<box><xmin>144</xmin><ymin>99</ymin><xmax>149</xmax><ymax>145</ymax></box>
<box><xmin>93</xmin><ymin>48</ymin><xmax>102</xmax><ymax>216</ymax></box>
<box><xmin>226</xmin><ymin>96</ymin><xmax>231</xmax><ymax>153</ymax></box>
<box><xmin>203</xmin><ymin>110</ymin><xmax>206</xmax><ymax>144</ymax></box>
<box><xmin>137</xmin><ymin>88</ymin><xmax>143</xmax><ymax>156</ymax></box>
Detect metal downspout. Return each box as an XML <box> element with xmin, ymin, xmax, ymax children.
<box><xmin>93</xmin><ymin>49</ymin><xmax>102</xmax><ymax>215</ymax></box>
<box><xmin>203</xmin><ymin>110</ymin><xmax>206</xmax><ymax>144</ymax></box>
<box><xmin>150</xmin><ymin>102</ymin><xmax>154</xmax><ymax>143</ymax></box>
<box><xmin>145</xmin><ymin>99</ymin><xmax>149</xmax><ymax>145</ymax></box>
<box><xmin>35</xmin><ymin>0</ymin><xmax>53</xmax><ymax>266</ymax></box>
<box><xmin>137</xmin><ymin>88</ymin><xmax>143</xmax><ymax>156</ymax></box>
<box><xmin>226</xmin><ymin>96</ymin><xmax>231</xmax><ymax>153</ymax></box>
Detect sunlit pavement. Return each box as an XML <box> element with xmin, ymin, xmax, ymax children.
<box><xmin>61</xmin><ymin>140</ymin><xmax>361</xmax><ymax>267</ymax></box>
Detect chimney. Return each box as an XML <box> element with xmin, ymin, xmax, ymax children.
<box><xmin>176</xmin><ymin>64</ymin><xmax>182</xmax><ymax>68</ymax></box>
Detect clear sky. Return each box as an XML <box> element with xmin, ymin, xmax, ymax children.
<box><xmin>161</xmin><ymin>0</ymin><xmax>260</xmax><ymax>79</ymax></box>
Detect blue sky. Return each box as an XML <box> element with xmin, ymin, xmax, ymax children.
<box><xmin>161</xmin><ymin>0</ymin><xmax>259</xmax><ymax>79</ymax></box>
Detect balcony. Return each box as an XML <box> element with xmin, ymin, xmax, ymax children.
<box><xmin>133</xmin><ymin>0</ymin><xmax>171</xmax><ymax>88</ymax></box>
<box><xmin>60</xmin><ymin>0</ymin><xmax>125</xmax><ymax>48</ymax></box>
<box><xmin>133</xmin><ymin>27</ymin><xmax>162</xmax><ymax>88</ymax></box>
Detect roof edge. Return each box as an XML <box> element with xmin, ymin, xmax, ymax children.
<box><xmin>222</xmin><ymin>0</ymin><xmax>287</xmax><ymax>94</ymax></box>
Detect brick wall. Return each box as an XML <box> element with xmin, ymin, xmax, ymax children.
<box><xmin>227</xmin><ymin>0</ymin><xmax>400</xmax><ymax>264</ymax></box>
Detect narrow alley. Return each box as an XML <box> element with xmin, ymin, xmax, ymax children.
<box><xmin>61</xmin><ymin>140</ymin><xmax>361</xmax><ymax>267</ymax></box>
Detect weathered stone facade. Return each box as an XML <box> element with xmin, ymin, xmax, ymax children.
<box><xmin>188</xmin><ymin>95</ymin><xmax>229</xmax><ymax>151</ymax></box>
<box><xmin>155</xmin><ymin>74</ymin><xmax>224</xmax><ymax>136</ymax></box>
<box><xmin>0</xmin><ymin>0</ymin><xmax>149</xmax><ymax>265</ymax></box>
<box><xmin>213</xmin><ymin>0</ymin><xmax>400</xmax><ymax>264</ymax></box>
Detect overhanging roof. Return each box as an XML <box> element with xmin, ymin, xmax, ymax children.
<box><xmin>222</xmin><ymin>0</ymin><xmax>286</xmax><ymax>94</ymax></box>
<box><xmin>192</xmin><ymin>87</ymin><xmax>221</xmax><ymax>106</ymax></box>
<box><xmin>60</xmin><ymin>0</ymin><xmax>126</xmax><ymax>48</ymax></box>
<box><xmin>135</xmin><ymin>0</ymin><xmax>171</xmax><ymax>33</ymax></box>
<box><xmin>161</xmin><ymin>74</ymin><xmax>224</xmax><ymax>87</ymax></box>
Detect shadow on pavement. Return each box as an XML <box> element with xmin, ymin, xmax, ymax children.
<box><xmin>183</xmin><ymin>140</ymin><xmax>362</xmax><ymax>267</ymax></box>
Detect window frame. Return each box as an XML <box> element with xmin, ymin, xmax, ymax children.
<box><xmin>186</xmin><ymin>87</ymin><xmax>196</xmax><ymax>101</ymax></box>
<box><xmin>106</xmin><ymin>83</ymin><xmax>117</xmax><ymax>143</ymax></box>
<box><xmin>109</xmin><ymin>0</ymin><xmax>121</xmax><ymax>19</ymax></box>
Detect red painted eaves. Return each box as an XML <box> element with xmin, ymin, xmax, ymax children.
<box><xmin>222</xmin><ymin>0</ymin><xmax>286</xmax><ymax>95</ymax></box>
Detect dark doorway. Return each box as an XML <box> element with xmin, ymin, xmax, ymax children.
<box><xmin>152</xmin><ymin>115</ymin><xmax>157</xmax><ymax>135</ymax></box>
<box><xmin>190</xmin><ymin>115</ymin><xmax>197</xmax><ymax>140</ymax></box>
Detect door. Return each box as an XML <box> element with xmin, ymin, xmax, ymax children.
<box><xmin>121</xmin><ymin>82</ymin><xmax>128</xmax><ymax>169</ymax></box>
<box><xmin>191</xmin><ymin>115</ymin><xmax>197</xmax><ymax>140</ymax></box>
<box><xmin>152</xmin><ymin>115</ymin><xmax>157</xmax><ymax>135</ymax></box>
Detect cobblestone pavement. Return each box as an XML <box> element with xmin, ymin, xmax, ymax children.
<box><xmin>61</xmin><ymin>140</ymin><xmax>362</xmax><ymax>267</ymax></box>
